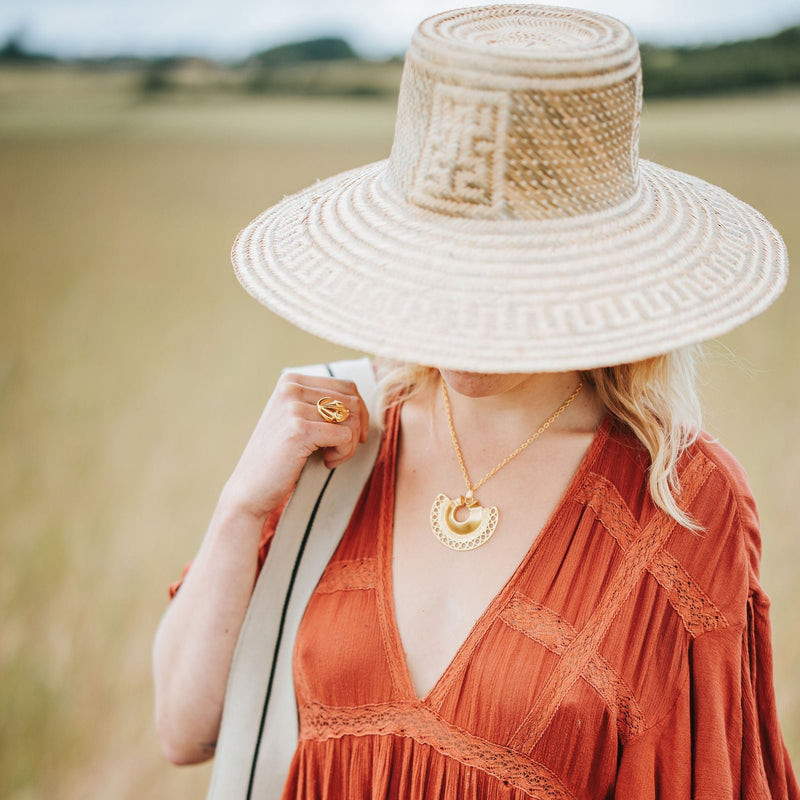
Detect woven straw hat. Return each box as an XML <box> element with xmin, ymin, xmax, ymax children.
<box><xmin>232</xmin><ymin>4</ymin><xmax>788</xmax><ymax>372</ymax></box>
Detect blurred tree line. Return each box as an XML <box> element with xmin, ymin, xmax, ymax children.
<box><xmin>1</xmin><ymin>27</ymin><xmax>799</xmax><ymax>98</ymax></box>
<box><xmin>640</xmin><ymin>26</ymin><xmax>800</xmax><ymax>96</ymax></box>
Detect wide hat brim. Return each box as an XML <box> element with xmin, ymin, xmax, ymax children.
<box><xmin>232</xmin><ymin>157</ymin><xmax>787</xmax><ymax>372</ymax></box>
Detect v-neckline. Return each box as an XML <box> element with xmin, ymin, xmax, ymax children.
<box><xmin>378</xmin><ymin>403</ymin><xmax>612</xmax><ymax>707</ymax></box>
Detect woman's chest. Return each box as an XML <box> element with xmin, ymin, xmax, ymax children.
<box><xmin>296</xmin><ymin>499</ymin><xmax>690</xmax><ymax>745</ymax></box>
<box><xmin>391</xmin><ymin>418</ymin><xmax>601</xmax><ymax>699</ymax></box>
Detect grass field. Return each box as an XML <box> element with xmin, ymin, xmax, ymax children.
<box><xmin>1</xmin><ymin>70</ymin><xmax>798</xmax><ymax>799</ymax></box>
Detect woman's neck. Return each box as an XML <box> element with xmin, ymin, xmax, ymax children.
<box><xmin>435</xmin><ymin>369</ymin><xmax>601</xmax><ymax>442</ymax></box>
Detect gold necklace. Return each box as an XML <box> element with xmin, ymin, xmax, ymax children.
<box><xmin>430</xmin><ymin>378</ymin><xmax>584</xmax><ymax>551</ymax></box>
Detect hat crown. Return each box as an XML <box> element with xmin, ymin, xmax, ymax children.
<box><xmin>385</xmin><ymin>4</ymin><xmax>643</xmax><ymax>220</ymax></box>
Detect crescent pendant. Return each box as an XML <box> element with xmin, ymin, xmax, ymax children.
<box><xmin>430</xmin><ymin>494</ymin><xmax>499</xmax><ymax>551</ymax></box>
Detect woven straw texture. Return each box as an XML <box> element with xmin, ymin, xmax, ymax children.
<box><xmin>232</xmin><ymin>4</ymin><xmax>787</xmax><ymax>372</ymax></box>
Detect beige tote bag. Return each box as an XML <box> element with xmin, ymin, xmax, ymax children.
<box><xmin>206</xmin><ymin>357</ymin><xmax>381</xmax><ymax>799</ymax></box>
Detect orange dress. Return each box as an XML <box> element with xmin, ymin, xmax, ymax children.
<box><xmin>280</xmin><ymin>404</ymin><xmax>798</xmax><ymax>800</ymax></box>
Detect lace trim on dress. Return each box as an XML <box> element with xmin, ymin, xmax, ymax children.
<box><xmin>511</xmin><ymin>452</ymin><xmax>717</xmax><ymax>751</ymax></box>
<box><xmin>316</xmin><ymin>558</ymin><xmax>379</xmax><ymax>594</ymax></box>
<box><xmin>575</xmin><ymin>471</ymin><xmax>728</xmax><ymax>637</ymax></box>
<box><xmin>299</xmin><ymin>700</ymin><xmax>578</xmax><ymax>800</ymax></box>
<box><xmin>500</xmin><ymin>594</ymin><xmax>646</xmax><ymax>741</ymax></box>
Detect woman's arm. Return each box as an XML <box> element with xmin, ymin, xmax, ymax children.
<box><xmin>152</xmin><ymin>372</ymin><xmax>369</xmax><ymax>765</ymax></box>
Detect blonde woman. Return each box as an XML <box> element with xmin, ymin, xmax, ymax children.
<box><xmin>153</xmin><ymin>5</ymin><xmax>797</xmax><ymax>799</ymax></box>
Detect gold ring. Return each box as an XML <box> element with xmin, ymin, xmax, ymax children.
<box><xmin>316</xmin><ymin>397</ymin><xmax>350</xmax><ymax>424</ymax></box>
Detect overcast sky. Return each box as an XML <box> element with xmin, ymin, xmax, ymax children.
<box><xmin>2</xmin><ymin>0</ymin><xmax>799</xmax><ymax>59</ymax></box>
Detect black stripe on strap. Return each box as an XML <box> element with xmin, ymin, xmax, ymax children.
<box><xmin>246</xmin><ymin>363</ymin><xmax>336</xmax><ymax>797</ymax></box>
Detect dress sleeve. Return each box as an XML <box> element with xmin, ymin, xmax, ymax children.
<box><xmin>616</xmin><ymin>446</ymin><xmax>798</xmax><ymax>799</ymax></box>
<box><xmin>739</xmin><ymin>587</ymin><xmax>799</xmax><ymax>799</ymax></box>
<box><xmin>615</xmin><ymin>589</ymin><xmax>798</xmax><ymax>799</ymax></box>
<box><xmin>167</xmin><ymin>496</ymin><xmax>289</xmax><ymax>599</ymax></box>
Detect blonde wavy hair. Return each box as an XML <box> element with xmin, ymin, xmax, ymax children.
<box><xmin>376</xmin><ymin>347</ymin><xmax>703</xmax><ymax>531</ymax></box>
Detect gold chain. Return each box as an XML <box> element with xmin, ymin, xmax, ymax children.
<box><xmin>440</xmin><ymin>378</ymin><xmax>584</xmax><ymax>499</ymax></box>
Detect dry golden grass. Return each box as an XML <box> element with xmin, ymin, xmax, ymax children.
<box><xmin>1</xmin><ymin>76</ymin><xmax>798</xmax><ymax>798</ymax></box>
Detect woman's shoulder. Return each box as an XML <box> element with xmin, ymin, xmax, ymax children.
<box><xmin>689</xmin><ymin>431</ymin><xmax>762</xmax><ymax>582</ymax></box>
<box><xmin>673</xmin><ymin>433</ymin><xmax>763</xmax><ymax>629</ymax></box>
<box><xmin>693</xmin><ymin>432</ymin><xmax>756</xmax><ymax>504</ymax></box>
<box><xmin>595</xmin><ymin>418</ymin><xmax>762</xmax><ymax>622</ymax></box>
<box><xmin>685</xmin><ymin>432</ymin><xmax>760</xmax><ymax>550</ymax></box>
<box><xmin>599</xmin><ymin>416</ymin><xmax>758</xmax><ymax>529</ymax></box>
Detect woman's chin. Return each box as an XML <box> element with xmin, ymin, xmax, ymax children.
<box><xmin>437</xmin><ymin>370</ymin><xmax>532</xmax><ymax>399</ymax></box>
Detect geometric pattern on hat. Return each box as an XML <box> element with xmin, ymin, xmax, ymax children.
<box><xmin>231</xmin><ymin>4</ymin><xmax>788</xmax><ymax>372</ymax></box>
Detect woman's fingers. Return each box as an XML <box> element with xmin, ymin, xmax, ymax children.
<box><xmin>226</xmin><ymin>372</ymin><xmax>373</xmax><ymax>519</ymax></box>
<box><xmin>279</xmin><ymin>374</ymin><xmax>370</xmax><ymax>450</ymax></box>
<box><xmin>285</xmin><ymin>408</ymin><xmax>355</xmax><ymax>452</ymax></box>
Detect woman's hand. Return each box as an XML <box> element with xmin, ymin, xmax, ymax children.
<box><xmin>222</xmin><ymin>372</ymin><xmax>371</xmax><ymax>521</ymax></box>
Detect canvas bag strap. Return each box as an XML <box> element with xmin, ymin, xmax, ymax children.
<box><xmin>206</xmin><ymin>357</ymin><xmax>380</xmax><ymax>800</ymax></box>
